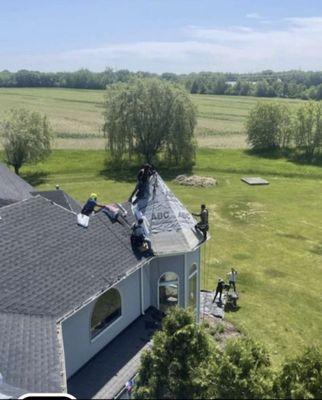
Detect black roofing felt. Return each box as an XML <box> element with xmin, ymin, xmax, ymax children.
<box><xmin>0</xmin><ymin>195</ymin><xmax>144</xmax><ymax>318</ymax></box>
<box><xmin>0</xmin><ymin>163</ymin><xmax>34</xmax><ymax>204</ymax></box>
<box><xmin>0</xmin><ymin>312</ymin><xmax>64</xmax><ymax>394</ymax></box>
<box><xmin>32</xmin><ymin>190</ymin><xmax>82</xmax><ymax>213</ymax></box>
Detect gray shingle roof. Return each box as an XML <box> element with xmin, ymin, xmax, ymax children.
<box><xmin>32</xmin><ymin>190</ymin><xmax>82</xmax><ymax>213</ymax></box>
<box><xmin>0</xmin><ymin>163</ymin><xmax>34</xmax><ymax>205</ymax></box>
<box><xmin>0</xmin><ymin>195</ymin><xmax>146</xmax><ymax>394</ymax></box>
<box><xmin>0</xmin><ymin>195</ymin><xmax>144</xmax><ymax>318</ymax></box>
<box><xmin>0</xmin><ymin>312</ymin><xmax>65</xmax><ymax>394</ymax></box>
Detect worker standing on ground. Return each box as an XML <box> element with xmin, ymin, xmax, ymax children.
<box><xmin>212</xmin><ymin>278</ymin><xmax>225</xmax><ymax>303</ymax></box>
<box><xmin>227</xmin><ymin>268</ymin><xmax>238</xmax><ymax>292</ymax></box>
<box><xmin>81</xmin><ymin>193</ymin><xmax>105</xmax><ymax>216</ymax></box>
<box><xmin>192</xmin><ymin>204</ymin><xmax>209</xmax><ymax>239</ymax></box>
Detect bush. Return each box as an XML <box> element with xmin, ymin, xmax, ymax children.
<box><xmin>273</xmin><ymin>347</ymin><xmax>322</xmax><ymax>399</ymax></box>
<box><xmin>133</xmin><ymin>308</ymin><xmax>214</xmax><ymax>399</ymax></box>
<box><xmin>212</xmin><ymin>338</ymin><xmax>273</xmax><ymax>399</ymax></box>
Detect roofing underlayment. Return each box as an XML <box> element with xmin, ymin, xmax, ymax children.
<box><xmin>132</xmin><ymin>172</ymin><xmax>204</xmax><ymax>254</ymax></box>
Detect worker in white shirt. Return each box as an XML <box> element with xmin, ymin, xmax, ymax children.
<box><xmin>227</xmin><ymin>268</ymin><xmax>238</xmax><ymax>292</ymax></box>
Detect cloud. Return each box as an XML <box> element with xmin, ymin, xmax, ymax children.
<box><xmin>2</xmin><ymin>17</ymin><xmax>322</xmax><ymax>73</ymax></box>
<box><xmin>246</xmin><ymin>12</ymin><xmax>261</xmax><ymax>19</ymax></box>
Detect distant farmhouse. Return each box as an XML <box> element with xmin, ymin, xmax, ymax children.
<box><xmin>0</xmin><ymin>163</ymin><xmax>205</xmax><ymax>398</ymax></box>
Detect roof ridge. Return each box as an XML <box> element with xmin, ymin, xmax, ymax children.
<box><xmin>35</xmin><ymin>194</ymin><xmax>78</xmax><ymax>216</ymax></box>
<box><xmin>0</xmin><ymin>196</ymin><xmax>30</xmax><ymax>211</ymax></box>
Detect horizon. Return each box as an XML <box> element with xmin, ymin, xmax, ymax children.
<box><xmin>1</xmin><ymin>0</ymin><xmax>322</xmax><ymax>73</ymax></box>
<box><xmin>2</xmin><ymin>67</ymin><xmax>322</xmax><ymax>75</ymax></box>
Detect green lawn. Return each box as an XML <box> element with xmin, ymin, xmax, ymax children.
<box><xmin>0</xmin><ymin>88</ymin><xmax>306</xmax><ymax>147</ymax></box>
<box><xmin>10</xmin><ymin>148</ymin><xmax>322</xmax><ymax>366</ymax></box>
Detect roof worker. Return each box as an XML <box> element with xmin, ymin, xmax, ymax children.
<box><xmin>131</xmin><ymin>218</ymin><xmax>153</xmax><ymax>255</ymax></box>
<box><xmin>212</xmin><ymin>278</ymin><xmax>225</xmax><ymax>303</ymax></box>
<box><xmin>192</xmin><ymin>204</ymin><xmax>209</xmax><ymax>240</ymax></box>
<box><xmin>227</xmin><ymin>267</ymin><xmax>238</xmax><ymax>293</ymax></box>
<box><xmin>129</xmin><ymin>164</ymin><xmax>155</xmax><ymax>204</ymax></box>
<box><xmin>81</xmin><ymin>193</ymin><xmax>104</xmax><ymax>216</ymax></box>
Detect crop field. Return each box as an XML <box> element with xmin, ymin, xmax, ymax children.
<box><xmin>0</xmin><ymin>88</ymin><xmax>306</xmax><ymax>149</ymax></box>
<box><xmin>6</xmin><ymin>148</ymin><xmax>321</xmax><ymax>367</ymax></box>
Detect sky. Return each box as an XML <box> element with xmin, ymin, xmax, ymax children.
<box><xmin>1</xmin><ymin>0</ymin><xmax>322</xmax><ymax>73</ymax></box>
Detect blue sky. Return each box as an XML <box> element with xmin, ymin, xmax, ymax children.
<box><xmin>1</xmin><ymin>0</ymin><xmax>322</xmax><ymax>73</ymax></box>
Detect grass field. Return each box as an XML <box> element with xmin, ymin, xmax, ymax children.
<box><xmin>0</xmin><ymin>88</ymin><xmax>306</xmax><ymax>149</ymax></box>
<box><xmin>7</xmin><ymin>148</ymin><xmax>322</xmax><ymax>367</ymax></box>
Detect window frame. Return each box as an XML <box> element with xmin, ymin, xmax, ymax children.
<box><xmin>90</xmin><ymin>287</ymin><xmax>122</xmax><ymax>342</ymax></box>
<box><xmin>157</xmin><ymin>271</ymin><xmax>179</xmax><ymax>312</ymax></box>
<box><xmin>188</xmin><ymin>263</ymin><xmax>198</xmax><ymax>310</ymax></box>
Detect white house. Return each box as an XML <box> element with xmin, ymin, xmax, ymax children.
<box><xmin>0</xmin><ymin>164</ymin><xmax>205</xmax><ymax>398</ymax></box>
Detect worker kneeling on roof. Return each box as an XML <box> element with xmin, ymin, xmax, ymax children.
<box><xmin>131</xmin><ymin>218</ymin><xmax>153</xmax><ymax>255</ymax></box>
<box><xmin>81</xmin><ymin>193</ymin><xmax>104</xmax><ymax>216</ymax></box>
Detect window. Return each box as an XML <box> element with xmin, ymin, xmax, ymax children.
<box><xmin>188</xmin><ymin>264</ymin><xmax>198</xmax><ymax>310</ymax></box>
<box><xmin>91</xmin><ymin>288</ymin><xmax>122</xmax><ymax>339</ymax></box>
<box><xmin>158</xmin><ymin>272</ymin><xmax>179</xmax><ymax>313</ymax></box>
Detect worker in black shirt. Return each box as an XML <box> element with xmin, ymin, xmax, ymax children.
<box><xmin>212</xmin><ymin>278</ymin><xmax>225</xmax><ymax>303</ymax></box>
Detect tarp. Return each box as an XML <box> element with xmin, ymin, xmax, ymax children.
<box><xmin>132</xmin><ymin>173</ymin><xmax>203</xmax><ymax>255</ymax></box>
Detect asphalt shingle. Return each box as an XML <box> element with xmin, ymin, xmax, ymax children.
<box><xmin>0</xmin><ymin>163</ymin><xmax>33</xmax><ymax>205</ymax></box>
<box><xmin>0</xmin><ymin>196</ymin><xmax>145</xmax><ymax>318</ymax></box>
<box><xmin>0</xmin><ymin>312</ymin><xmax>64</xmax><ymax>394</ymax></box>
<box><xmin>32</xmin><ymin>190</ymin><xmax>82</xmax><ymax>213</ymax></box>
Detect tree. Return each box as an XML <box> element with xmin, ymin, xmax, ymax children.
<box><xmin>246</xmin><ymin>102</ymin><xmax>292</xmax><ymax>150</ymax></box>
<box><xmin>294</xmin><ymin>101</ymin><xmax>322</xmax><ymax>159</ymax></box>
<box><xmin>212</xmin><ymin>338</ymin><xmax>273</xmax><ymax>399</ymax></box>
<box><xmin>103</xmin><ymin>78</ymin><xmax>196</xmax><ymax>165</ymax></box>
<box><xmin>273</xmin><ymin>347</ymin><xmax>322</xmax><ymax>399</ymax></box>
<box><xmin>133</xmin><ymin>308</ymin><xmax>215</xmax><ymax>399</ymax></box>
<box><xmin>0</xmin><ymin>108</ymin><xmax>53</xmax><ymax>174</ymax></box>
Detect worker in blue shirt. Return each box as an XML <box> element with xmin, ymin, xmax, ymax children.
<box><xmin>81</xmin><ymin>193</ymin><xmax>104</xmax><ymax>216</ymax></box>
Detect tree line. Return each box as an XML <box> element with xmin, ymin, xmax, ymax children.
<box><xmin>133</xmin><ymin>308</ymin><xmax>322</xmax><ymax>399</ymax></box>
<box><xmin>2</xmin><ymin>68</ymin><xmax>322</xmax><ymax>100</ymax></box>
<box><xmin>246</xmin><ymin>101</ymin><xmax>322</xmax><ymax>160</ymax></box>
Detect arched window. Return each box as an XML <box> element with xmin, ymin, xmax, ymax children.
<box><xmin>158</xmin><ymin>272</ymin><xmax>179</xmax><ymax>313</ymax></box>
<box><xmin>91</xmin><ymin>288</ymin><xmax>122</xmax><ymax>339</ymax></box>
<box><xmin>188</xmin><ymin>264</ymin><xmax>198</xmax><ymax>310</ymax></box>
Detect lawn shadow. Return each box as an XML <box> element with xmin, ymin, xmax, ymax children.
<box><xmin>99</xmin><ymin>158</ymin><xmax>193</xmax><ymax>182</ymax></box>
<box><xmin>246</xmin><ymin>148</ymin><xmax>322</xmax><ymax>167</ymax></box>
<box><xmin>225</xmin><ymin>304</ymin><xmax>241</xmax><ymax>313</ymax></box>
<box><xmin>309</xmin><ymin>243</ymin><xmax>322</xmax><ymax>256</ymax></box>
<box><xmin>21</xmin><ymin>171</ymin><xmax>48</xmax><ymax>187</ymax></box>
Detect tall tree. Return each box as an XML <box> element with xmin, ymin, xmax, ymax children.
<box><xmin>133</xmin><ymin>308</ymin><xmax>214</xmax><ymax>399</ymax></box>
<box><xmin>246</xmin><ymin>102</ymin><xmax>292</xmax><ymax>150</ymax></box>
<box><xmin>103</xmin><ymin>78</ymin><xmax>196</xmax><ymax>165</ymax></box>
<box><xmin>294</xmin><ymin>101</ymin><xmax>322</xmax><ymax>159</ymax></box>
<box><xmin>0</xmin><ymin>108</ymin><xmax>53</xmax><ymax>174</ymax></box>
